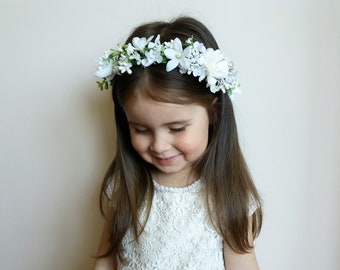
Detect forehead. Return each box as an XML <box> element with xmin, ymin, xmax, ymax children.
<box><xmin>124</xmin><ymin>95</ymin><xmax>208</xmax><ymax>126</ymax></box>
<box><xmin>120</xmin><ymin>71</ymin><xmax>209</xmax><ymax>107</ymax></box>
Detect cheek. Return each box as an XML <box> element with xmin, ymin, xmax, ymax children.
<box><xmin>176</xmin><ymin>131</ymin><xmax>209</xmax><ymax>154</ymax></box>
<box><xmin>130</xmin><ymin>135</ymin><xmax>149</xmax><ymax>154</ymax></box>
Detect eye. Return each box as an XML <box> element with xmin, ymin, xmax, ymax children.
<box><xmin>132</xmin><ymin>127</ymin><xmax>150</xmax><ymax>134</ymax></box>
<box><xmin>169</xmin><ymin>126</ymin><xmax>186</xmax><ymax>133</ymax></box>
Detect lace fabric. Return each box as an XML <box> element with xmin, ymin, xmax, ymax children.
<box><xmin>119</xmin><ymin>180</ymin><xmax>225</xmax><ymax>270</ymax></box>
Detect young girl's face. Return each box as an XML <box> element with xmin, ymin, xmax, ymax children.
<box><xmin>124</xmin><ymin>94</ymin><xmax>210</xmax><ymax>187</ymax></box>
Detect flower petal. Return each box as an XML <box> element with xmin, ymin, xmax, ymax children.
<box><xmin>166</xmin><ymin>59</ymin><xmax>179</xmax><ymax>71</ymax></box>
<box><xmin>173</xmin><ymin>38</ymin><xmax>183</xmax><ymax>51</ymax></box>
<box><xmin>164</xmin><ymin>48</ymin><xmax>177</xmax><ymax>59</ymax></box>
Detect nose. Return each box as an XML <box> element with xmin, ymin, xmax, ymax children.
<box><xmin>150</xmin><ymin>133</ymin><xmax>170</xmax><ymax>154</ymax></box>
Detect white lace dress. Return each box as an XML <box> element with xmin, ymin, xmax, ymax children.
<box><xmin>119</xmin><ymin>180</ymin><xmax>226</xmax><ymax>270</ymax></box>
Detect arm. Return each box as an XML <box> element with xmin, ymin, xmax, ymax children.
<box><xmin>93</xmin><ymin>219</ymin><xmax>113</xmax><ymax>270</ymax></box>
<box><xmin>223</xmin><ymin>218</ymin><xmax>260</xmax><ymax>270</ymax></box>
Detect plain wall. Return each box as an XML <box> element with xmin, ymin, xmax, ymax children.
<box><xmin>0</xmin><ymin>0</ymin><xmax>339</xmax><ymax>269</ymax></box>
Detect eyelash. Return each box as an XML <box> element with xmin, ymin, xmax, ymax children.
<box><xmin>133</xmin><ymin>126</ymin><xmax>186</xmax><ymax>134</ymax></box>
<box><xmin>170</xmin><ymin>126</ymin><xmax>186</xmax><ymax>133</ymax></box>
<box><xmin>134</xmin><ymin>128</ymin><xmax>149</xmax><ymax>134</ymax></box>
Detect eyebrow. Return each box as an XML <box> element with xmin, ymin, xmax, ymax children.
<box><xmin>128</xmin><ymin>120</ymin><xmax>192</xmax><ymax>126</ymax></box>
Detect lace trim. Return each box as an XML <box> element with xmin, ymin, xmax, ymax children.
<box><xmin>152</xmin><ymin>179</ymin><xmax>201</xmax><ymax>193</ymax></box>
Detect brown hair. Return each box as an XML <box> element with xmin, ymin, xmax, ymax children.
<box><xmin>99</xmin><ymin>16</ymin><xmax>262</xmax><ymax>267</ymax></box>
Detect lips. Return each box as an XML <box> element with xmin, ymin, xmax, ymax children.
<box><xmin>153</xmin><ymin>154</ymin><xmax>180</xmax><ymax>165</ymax></box>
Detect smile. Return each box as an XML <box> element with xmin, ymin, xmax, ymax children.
<box><xmin>153</xmin><ymin>154</ymin><xmax>180</xmax><ymax>165</ymax></box>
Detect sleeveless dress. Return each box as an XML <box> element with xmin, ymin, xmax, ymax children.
<box><xmin>105</xmin><ymin>179</ymin><xmax>258</xmax><ymax>269</ymax></box>
<box><xmin>118</xmin><ymin>180</ymin><xmax>225</xmax><ymax>270</ymax></box>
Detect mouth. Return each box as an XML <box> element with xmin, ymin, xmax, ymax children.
<box><xmin>153</xmin><ymin>154</ymin><xmax>180</xmax><ymax>165</ymax></box>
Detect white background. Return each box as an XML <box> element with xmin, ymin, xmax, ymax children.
<box><xmin>1</xmin><ymin>0</ymin><xmax>339</xmax><ymax>269</ymax></box>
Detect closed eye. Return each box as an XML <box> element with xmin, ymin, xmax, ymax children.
<box><xmin>132</xmin><ymin>127</ymin><xmax>150</xmax><ymax>134</ymax></box>
<box><xmin>169</xmin><ymin>126</ymin><xmax>186</xmax><ymax>133</ymax></box>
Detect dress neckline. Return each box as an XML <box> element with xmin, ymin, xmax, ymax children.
<box><xmin>152</xmin><ymin>179</ymin><xmax>201</xmax><ymax>193</ymax></box>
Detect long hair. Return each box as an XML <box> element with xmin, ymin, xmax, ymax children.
<box><xmin>99</xmin><ymin>16</ymin><xmax>262</xmax><ymax>266</ymax></box>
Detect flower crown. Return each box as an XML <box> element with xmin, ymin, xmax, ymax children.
<box><xmin>95</xmin><ymin>35</ymin><xmax>240</xmax><ymax>97</ymax></box>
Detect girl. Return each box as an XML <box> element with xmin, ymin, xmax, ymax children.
<box><xmin>94</xmin><ymin>16</ymin><xmax>262</xmax><ymax>270</ymax></box>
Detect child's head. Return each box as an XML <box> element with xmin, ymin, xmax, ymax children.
<box><xmin>105</xmin><ymin>17</ymin><xmax>240</xmax><ymax>180</ymax></box>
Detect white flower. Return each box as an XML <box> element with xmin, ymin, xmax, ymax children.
<box><xmin>126</xmin><ymin>43</ymin><xmax>135</xmax><ymax>55</ymax></box>
<box><xmin>142</xmin><ymin>35</ymin><xmax>163</xmax><ymax>66</ymax></box>
<box><xmin>199</xmin><ymin>48</ymin><xmax>230</xmax><ymax>91</ymax></box>
<box><xmin>200</xmin><ymin>49</ymin><xmax>229</xmax><ymax>78</ymax></box>
<box><xmin>132</xmin><ymin>36</ymin><xmax>154</xmax><ymax>50</ymax></box>
<box><xmin>180</xmin><ymin>44</ymin><xmax>206</xmax><ymax>79</ymax></box>
<box><xmin>118</xmin><ymin>61</ymin><xmax>133</xmax><ymax>74</ymax></box>
<box><xmin>95</xmin><ymin>58</ymin><xmax>113</xmax><ymax>78</ymax></box>
<box><xmin>129</xmin><ymin>51</ymin><xmax>142</xmax><ymax>65</ymax></box>
<box><xmin>164</xmin><ymin>38</ymin><xmax>187</xmax><ymax>72</ymax></box>
<box><xmin>142</xmin><ymin>49</ymin><xmax>162</xmax><ymax>67</ymax></box>
<box><xmin>148</xmin><ymin>34</ymin><xmax>161</xmax><ymax>49</ymax></box>
<box><xmin>192</xmin><ymin>41</ymin><xmax>206</xmax><ymax>56</ymax></box>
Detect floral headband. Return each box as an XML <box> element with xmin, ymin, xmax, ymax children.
<box><xmin>95</xmin><ymin>35</ymin><xmax>240</xmax><ymax>97</ymax></box>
